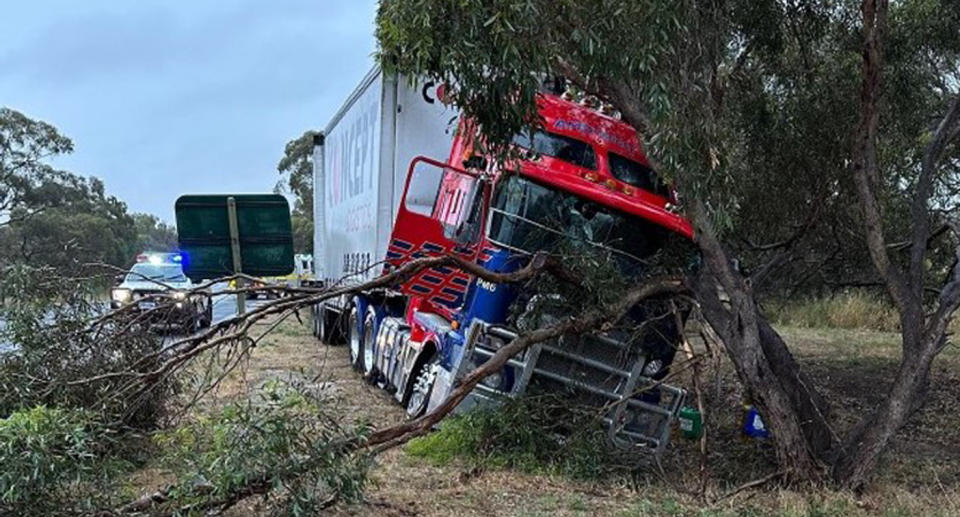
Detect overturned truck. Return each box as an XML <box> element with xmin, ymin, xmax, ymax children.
<box><xmin>309</xmin><ymin>67</ymin><xmax>695</xmax><ymax>454</ymax></box>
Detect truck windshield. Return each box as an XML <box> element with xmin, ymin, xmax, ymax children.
<box><xmin>487</xmin><ymin>175</ymin><xmax>670</xmax><ymax>274</ymax></box>
<box><xmin>126</xmin><ymin>263</ymin><xmax>187</xmax><ymax>283</ymax></box>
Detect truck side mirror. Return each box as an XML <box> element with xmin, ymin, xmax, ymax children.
<box><xmin>114</xmin><ymin>274</ymin><xmax>125</xmax><ymax>285</ymax></box>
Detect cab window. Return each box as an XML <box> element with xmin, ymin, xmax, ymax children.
<box><xmin>512</xmin><ymin>130</ymin><xmax>597</xmax><ymax>170</ymax></box>
<box><xmin>608</xmin><ymin>153</ymin><xmax>670</xmax><ymax>198</ymax></box>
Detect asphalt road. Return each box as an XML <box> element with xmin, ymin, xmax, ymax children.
<box><xmin>209</xmin><ymin>291</ymin><xmax>267</xmax><ymax>325</ymax></box>
<box><xmin>0</xmin><ymin>286</ymin><xmax>271</xmax><ymax>354</ymax></box>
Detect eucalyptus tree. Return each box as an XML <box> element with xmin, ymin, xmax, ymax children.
<box><xmin>376</xmin><ymin>0</ymin><xmax>960</xmax><ymax>487</ymax></box>
<box><xmin>277</xmin><ymin>129</ymin><xmax>318</xmax><ymax>254</ymax></box>
<box><xmin>0</xmin><ymin>107</ymin><xmax>75</xmax><ymax>227</ymax></box>
<box><xmin>1</xmin><ymin>109</ymin><xmax>140</xmax><ymax>272</ymax></box>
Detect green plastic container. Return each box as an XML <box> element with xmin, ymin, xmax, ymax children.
<box><xmin>678</xmin><ymin>406</ymin><xmax>703</xmax><ymax>439</ymax></box>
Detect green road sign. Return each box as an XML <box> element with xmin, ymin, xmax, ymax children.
<box><xmin>175</xmin><ymin>194</ymin><xmax>294</xmax><ymax>282</ymax></box>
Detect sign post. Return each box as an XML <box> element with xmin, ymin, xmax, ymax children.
<box><xmin>226</xmin><ymin>196</ymin><xmax>245</xmax><ymax>315</ymax></box>
<box><xmin>175</xmin><ymin>194</ymin><xmax>294</xmax><ymax>317</ymax></box>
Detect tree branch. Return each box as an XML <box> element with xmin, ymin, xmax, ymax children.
<box><xmin>910</xmin><ymin>93</ymin><xmax>960</xmax><ymax>291</ymax></box>
<box><xmin>851</xmin><ymin>0</ymin><xmax>912</xmax><ymax>314</ymax></box>
<box><xmin>108</xmin><ymin>275</ymin><xmax>686</xmax><ymax>515</ymax></box>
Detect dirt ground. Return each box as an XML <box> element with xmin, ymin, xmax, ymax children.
<box><xmin>201</xmin><ymin>316</ymin><xmax>960</xmax><ymax>517</ymax></box>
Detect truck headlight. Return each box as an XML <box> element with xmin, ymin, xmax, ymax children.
<box><xmin>111</xmin><ymin>288</ymin><xmax>132</xmax><ymax>303</ymax></box>
<box><xmin>172</xmin><ymin>291</ymin><xmax>187</xmax><ymax>300</ymax></box>
<box><xmin>643</xmin><ymin>359</ymin><xmax>663</xmax><ymax>377</ymax></box>
<box><xmin>482</xmin><ymin>335</ymin><xmax>507</xmax><ymax>351</ymax></box>
<box><xmin>480</xmin><ymin>370</ymin><xmax>503</xmax><ymax>390</ymax></box>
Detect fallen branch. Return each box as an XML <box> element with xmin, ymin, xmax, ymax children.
<box><xmin>709</xmin><ymin>470</ymin><xmax>785</xmax><ymax>505</ymax></box>
<box><xmin>108</xmin><ymin>275</ymin><xmax>686</xmax><ymax>515</ymax></box>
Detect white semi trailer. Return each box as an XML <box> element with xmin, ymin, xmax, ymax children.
<box><xmin>310</xmin><ymin>67</ymin><xmax>459</xmax><ymax>339</ymax></box>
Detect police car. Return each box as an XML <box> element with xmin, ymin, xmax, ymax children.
<box><xmin>110</xmin><ymin>252</ymin><xmax>213</xmax><ymax>331</ymax></box>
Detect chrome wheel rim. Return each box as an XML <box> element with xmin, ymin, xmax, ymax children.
<box><xmin>348</xmin><ymin>308</ymin><xmax>360</xmax><ymax>365</ymax></box>
<box><xmin>406</xmin><ymin>361</ymin><xmax>437</xmax><ymax>418</ymax></box>
<box><xmin>362</xmin><ymin>313</ymin><xmax>376</xmax><ymax>376</ymax></box>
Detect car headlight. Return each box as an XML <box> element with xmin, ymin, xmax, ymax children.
<box><xmin>172</xmin><ymin>291</ymin><xmax>187</xmax><ymax>300</ymax></box>
<box><xmin>111</xmin><ymin>288</ymin><xmax>132</xmax><ymax>303</ymax></box>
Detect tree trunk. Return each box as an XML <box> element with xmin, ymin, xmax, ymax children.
<box><xmin>690</xmin><ymin>204</ymin><xmax>830</xmax><ymax>481</ymax></box>
<box><xmin>756</xmin><ymin>318</ymin><xmax>836</xmax><ymax>458</ymax></box>
<box><xmin>832</xmin><ymin>334</ymin><xmax>937</xmax><ymax>488</ymax></box>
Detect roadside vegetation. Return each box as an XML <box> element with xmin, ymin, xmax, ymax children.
<box><xmin>2</xmin><ymin>0</ymin><xmax>960</xmax><ymax>515</ymax></box>
<box><xmin>406</xmin><ymin>395</ymin><xmax>615</xmax><ymax>480</ymax></box>
<box><xmin>0</xmin><ymin>107</ymin><xmax>177</xmax><ymax>279</ymax></box>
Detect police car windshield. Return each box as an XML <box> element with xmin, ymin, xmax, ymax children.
<box><xmin>487</xmin><ymin>175</ymin><xmax>669</xmax><ymax>275</ymax></box>
<box><xmin>126</xmin><ymin>263</ymin><xmax>187</xmax><ymax>283</ymax></box>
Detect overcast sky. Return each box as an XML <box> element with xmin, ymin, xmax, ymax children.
<box><xmin>0</xmin><ymin>1</ymin><xmax>378</xmax><ymax>222</ymax></box>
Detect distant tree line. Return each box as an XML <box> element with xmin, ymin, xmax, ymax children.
<box><xmin>0</xmin><ymin>107</ymin><xmax>177</xmax><ymax>274</ymax></box>
<box><xmin>276</xmin><ymin>129</ymin><xmax>316</xmax><ymax>255</ymax></box>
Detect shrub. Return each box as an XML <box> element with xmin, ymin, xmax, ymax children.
<box><xmin>0</xmin><ymin>406</ymin><xmax>121</xmax><ymax>516</ymax></box>
<box><xmin>154</xmin><ymin>378</ymin><xmax>370</xmax><ymax>515</ymax></box>
<box><xmin>406</xmin><ymin>395</ymin><xmax>616</xmax><ymax>480</ymax></box>
<box><xmin>0</xmin><ymin>264</ymin><xmax>172</xmax><ymax>428</ymax></box>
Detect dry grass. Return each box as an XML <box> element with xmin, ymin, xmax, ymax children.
<box><xmin>768</xmin><ymin>291</ymin><xmax>960</xmax><ymax>336</ymax></box>
<box><xmin>141</xmin><ymin>310</ymin><xmax>960</xmax><ymax>516</ymax></box>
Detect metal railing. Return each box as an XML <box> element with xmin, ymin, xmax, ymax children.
<box><xmin>460</xmin><ymin>321</ymin><xmax>686</xmax><ymax>456</ymax></box>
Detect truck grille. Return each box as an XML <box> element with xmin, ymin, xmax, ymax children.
<box><xmin>465</xmin><ymin>323</ymin><xmax>685</xmax><ymax>455</ymax></box>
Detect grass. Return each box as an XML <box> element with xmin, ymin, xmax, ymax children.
<box><xmin>126</xmin><ymin>312</ymin><xmax>960</xmax><ymax>516</ymax></box>
<box><xmin>767</xmin><ymin>291</ymin><xmax>901</xmax><ymax>332</ymax></box>
<box><xmin>767</xmin><ymin>291</ymin><xmax>960</xmax><ymax>335</ymax></box>
<box><xmin>405</xmin><ymin>395</ymin><xmax>613</xmax><ymax>480</ymax></box>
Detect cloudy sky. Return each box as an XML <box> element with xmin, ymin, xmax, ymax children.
<box><xmin>0</xmin><ymin>1</ymin><xmax>378</xmax><ymax>221</ymax></box>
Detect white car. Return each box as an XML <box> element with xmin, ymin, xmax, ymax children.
<box><xmin>110</xmin><ymin>254</ymin><xmax>213</xmax><ymax>331</ymax></box>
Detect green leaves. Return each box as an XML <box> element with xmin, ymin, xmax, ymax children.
<box><xmin>276</xmin><ymin>130</ymin><xmax>317</xmax><ymax>254</ymax></box>
<box><xmin>156</xmin><ymin>379</ymin><xmax>370</xmax><ymax>515</ymax></box>
<box><xmin>376</xmin><ymin>0</ymin><xmax>958</xmax><ymax>295</ymax></box>
<box><xmin>0</xmin><ymin>406</ymin><xmax>115</xmax><ymax>516</ymax></box>
<box><xmin>1</xmin><ymin>108</ymin><xmax>144</xmax><ymax>273</ymax></box>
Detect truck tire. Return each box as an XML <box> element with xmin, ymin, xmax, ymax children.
<box><xmin>361</xmin><ymin>307</ymin><xmax>379</xmax><ymax>382</ymax></box>
<box><xmin>325</xmin><ymin>310</ymin><xmax>344</xmax><ymax>345</ymax></box>
<box><xmin>348</xmin><ymin>306</ymin><xmax>363</xmax><ymax>371</ymax></box>
<box><xmin>312</xmin><ymin>306</ymin><xmax>322</xmax><ymax>338</ymax></box>
<box><xmin>315</xmin><ymin>305</ymin><xmax>342</xmax><ymax>345</ymax></box>
<box><xmin>406</xmin><ymin>355</ymin><xmax>439</xmax><ymax>418</ymax></box>
<box><xmin>201</xmin><ymin>300</ymin><xmax>213</xmax><ymax>328</ymax></box>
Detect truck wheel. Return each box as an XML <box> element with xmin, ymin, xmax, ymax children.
<box><xmin>316</xmin><ymin>305</ymin><xmax>341</xmax><ymax>345</ymax></box>
<box><xmin>312</xmin><ymin>306</ymin><xmax>322</xmax><ymax>338</ymax></box>
<box><xmin>186</xmin><ymin>311</ymin><xmax>202</xmax><ymax>334</ymax></box>
<box><xmin>327</xmin><ymin>310</ymin><xmax>346</xmax><ymax>345</ymax></box>
<box><xmin>201</xmin><ymin>300</ymin><xmax>213</xmax><ymax>328</ymax></box>
<box><xmin>348</xmin><ymin>307</ymin><xmax>363</xmax><ymax>371</ymax></box>
<box><xmin>361</xmin><ymin>308</ymin><xmax>379</xmax><ymax>382</ymax></box>
<box><xmin>406</xmin><ymin>356</ymin><xmax>439</xmax><ymax>418</ymax></box>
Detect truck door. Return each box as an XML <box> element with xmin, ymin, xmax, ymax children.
<box><xmin>386</xmin><ymin>156</ymin><xmax>486</xmax><ymax>311</ymax></box>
